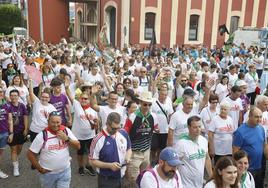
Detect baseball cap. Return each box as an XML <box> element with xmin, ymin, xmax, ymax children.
<box><xmin>236</xmin><ymin>80</ymin><xmax>247</xmax><ymax>87</ymax></box>
<box><xmin>159</xmin><ymin>147</ymin><xmax>183</xmax><ymax>166</ymax></box>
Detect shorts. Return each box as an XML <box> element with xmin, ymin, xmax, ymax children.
<box><xmin>9</xmin><ymin>132</ymin><xmax>26</xmax><ymax>146</ymax></box>
<box><xmin>0</xmin><ymin>132</ymin><xmax>9</xmax><ymax>149</ymax></box>
<box><xmin>151</xmin><ymin>133</ymin><xmax>168</xmax><ymax>151</ymax></box>
<box><xmin>77</xmin><ymin>139</ymin><xmax>93</xmax><ymax>155</ymax></box>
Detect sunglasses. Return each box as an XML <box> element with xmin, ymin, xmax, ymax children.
<box><xmin>181</xmin><ymin>80</ymin><xmax>187</xmax><ymax>82</ymax></box>
<box><xmin>50</xmin><ymin>111</ymin><xmax>60</xmax><ymax>116</ymax></box>
<box><xmin>210</xmin><ymin>101</ymin><xmax>218</xmax><ymax>104</ymax></box>
<box><xmin>143</xmin><ymin>103</ymin><xmax>152</xmax><ymax>107</ymax></box>
<box><xmin>81</xmin><ymin>97</ymin><xmax>88</xmax><ymax>100</ymax></box>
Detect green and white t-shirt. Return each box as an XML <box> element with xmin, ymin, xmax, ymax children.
<box><xmin>175</xmin><ymin>135</ymin><xmax>208</xmax><ymax>188</ymax></box>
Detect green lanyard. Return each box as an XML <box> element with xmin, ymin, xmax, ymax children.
<box><xmin>249</xmin><ymin>72</ymin><xmax>257</xmax><ymax>81</ymax></box>
<box><xmin>240</xmin><ymin>172</ymin><xmax>247</xmax><ymax>188</ymax></box>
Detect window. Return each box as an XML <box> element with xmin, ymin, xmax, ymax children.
<box><xmin>230</xmin><ymin>16</ymin><xmax>239</xmax><ymax>34</ymax></box>
<box><xmin>189</xmin><ymin>15</ymin><xmax>199</xmax><ymax>41</ymax></box>
<box><xmin>144</xmin><ymin>12</ymin><xmax>156</xmax><ymax>40</ymax></box>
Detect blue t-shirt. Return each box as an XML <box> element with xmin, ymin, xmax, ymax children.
<box><xmin>233</xmin><ymin>123</ymin><xmax>265</xmax><ymax>170</ymax></box>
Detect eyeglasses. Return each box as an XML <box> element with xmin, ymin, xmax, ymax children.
<box><xmin>143</xmin><ymin>103</ymin><xmax>152</xmax><ymax>107</ymax></box>
<box><xmin>210</xmin><ymin>101</ymin><xmax>218</xmax><ymax>104</ymax></box>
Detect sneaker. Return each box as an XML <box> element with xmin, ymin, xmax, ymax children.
<box><xmin>78</xmin><ymin>167</ymin><xmax>85</xmax><ymax>176</ymax></box>
<box><xmin>13</xmin><ymin>167</ymin><xmax>20</xmax><ymax>177</ymax></box>
<box><xmin>0</xmin><ymin>170</ymin><xmax>8</xmax><ymax>179</ymax></box>
<box><xmin>85</xmin><ymin>165</ymin><xmax>96</xmax><ymax>176</ymax></box>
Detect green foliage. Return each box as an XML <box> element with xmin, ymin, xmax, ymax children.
<box><xmin>0</xmin><ymin>4</ymin><xmax>22</xmax><ymax>35</ymax></box>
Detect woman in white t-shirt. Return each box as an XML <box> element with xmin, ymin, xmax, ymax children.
<box><xmin>28</xmin><ymin>79</ymin><xmax>57</xmax><ymax>141</ymax></box>
<box><xmin>200</xmin><ymin>94</ymin><xmax>219</xmax><ymax>138</ymax></box>
<box><xmin>215</xmin><ymin>75</ymin><xmax>229</xmax><ymax>102</ymax></box>
<box><xmin>208</xmin><ymin>101</ymin><xmax>234</xmax><ymax>164</ymax></box>
<box><xmin>233</xmin><ymin>150</ymin><xmax>255</xmax><ymax>188</ymax></box>
<box><xmin>244</xmin><ymin>64</ymin><xmax>259</xmax><ymax>105</ymax></box>
<box><xmin>204</xmin><ymin>156</ymin><xmax>239</xmax><ymax>188</ymax></box>
<box><xmin>65</xmin><ymin>79</ymin><xmax>98</xmax><ymax>176</ymax></box>
<box><xmin>5</xmin><ymin>74</ymin><xmax>29</xmax><ymax>106</ymax></box>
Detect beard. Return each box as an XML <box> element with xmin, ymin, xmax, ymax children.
<box><xmin>161</xmin><ymin>165</ymin><xmax>176</xmax><ymax>179</ymax></box>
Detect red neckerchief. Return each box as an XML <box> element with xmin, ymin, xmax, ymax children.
<box><xmin>82</xmin><ymin>104</ymin><xmax>90</xmax><ymax>110</ymax></box>
<box><xmin>46</xmin><ymin>125</ymin><xmax>65</xmax><ymax>135</ymax></box>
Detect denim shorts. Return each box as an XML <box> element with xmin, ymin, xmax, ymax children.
<box><xmin>40</xmin><ymin>166</ymin><xmax>71</xmax><ymax>188</ymax></box>
<box><xmin>0</xmin><ymin>132</ymin><xmax>9</xmax><ymax>149</ymax></box>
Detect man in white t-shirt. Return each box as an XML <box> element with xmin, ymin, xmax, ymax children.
<box><xmin>90</xmin><ymin>90</ymin><xmax>125</xmax><ymax>127</ymax></box>
<box><xmin>167</xmin><ymin>96</ymin><xmax>195</xmax><ymax>147</ymax></box>
<box><xmin>27</xmin><ymin>112</ymin><xmax>80</xmax><ymax>188</ymax></box>
<box><xmin>176</xmin><ymin>115</ymin><xmax>213</xmax><ymax>188</ymax></box>
<box><xmin>151</xmin><ymin>86</ymin><xmax>174</xmax><ymax>165</ymax></box>
<box><xmin>221</xmin><ymin>85</ymin><xmax>243</xmax><ymax>130</ymax></box>
<box><xmin>140</xmin><ymin>147</ymin><xmax>183</xmax><ymax>188</ymax></box>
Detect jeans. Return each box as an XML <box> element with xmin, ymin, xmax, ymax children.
<box><xmin>0</xmin><ymin>132</ymin><xmax>8</xmax><ymax>149</ymax></box>
<box><xmin>40</xmin><ymin>166</ymin><xmax>71</xmax><ymax>188</ymax></box>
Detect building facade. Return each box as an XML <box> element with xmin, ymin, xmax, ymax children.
<box><xmin>26</xmin><ymin>0</ymin><xmax>268</xmax><ymax>47</ymax></box>
<box><xmin>75</xmin><ymin>0</ymin><xmax>268</xmax><ymax>48</ymax></box>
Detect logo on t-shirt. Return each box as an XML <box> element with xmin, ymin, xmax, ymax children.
<box><xmin>189</xmin><ymin>149</ymin><xmax>206</xmax><ymax>160</ymax></box>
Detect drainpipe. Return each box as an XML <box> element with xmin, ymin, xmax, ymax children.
<box><xmin>39</xmin><ymin>0</ymin><xmax>44</xmax><ymax>41</ymax></box>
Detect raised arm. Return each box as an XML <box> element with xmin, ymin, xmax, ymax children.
<box><xmin>90</xmin><ymin>85</ymin><xmax>100</xmax><ymax>112</ymax></box>
<box><xmin>64</xmin><ymin>76</ymin><xmax>74</xmax><ymax>105</ymax></box>
<box><xmin>28</xmin><ymin>78</ymin><xmax>37</xmax><ymax>104</ymax></box>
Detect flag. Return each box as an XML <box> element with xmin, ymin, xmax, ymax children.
<box><xmin>149</xmin><ymin>28</ymin><xmax>156</xmax><ymax>56</ymax></box>
<box><xmin>219</xmin><ymin>24</ymin><xmax>229</xmax><ymax>36</ymax></box>
<box><xmin>224</xmin><ymin>33</ymin><xmax>235</xmax><ymax>52</ymax></box>
<box><xmin>98</xmin><ymin>23</ymin><xmax>109</xmax><ymax>50</ymax></box>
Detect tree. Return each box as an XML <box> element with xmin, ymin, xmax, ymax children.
<box><xmin>0</xmin><ymin>4</ymin><xmax>22</xmax><ymax>35</ymax></box>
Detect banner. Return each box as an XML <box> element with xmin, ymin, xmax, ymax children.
<box><xmin>25</xmin><ymin>65</ymin><xmax>42</xmax><ymax>85</ymax></box>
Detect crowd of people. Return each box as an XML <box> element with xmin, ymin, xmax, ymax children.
<box><xmin>0</xmin><ymin>35</ymin><xmax>268</xmax><ymax>188</ymax></box>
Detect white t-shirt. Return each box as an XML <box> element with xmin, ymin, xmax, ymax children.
<box><xmin>62</xmin><ymin>64</ymin><xmax>76</xmax><ymax>83</ymax></box>
<box><xmin>208</xmin><ymin>115</ymin><xmax>234</xmax><ymax>155</ymax></box>
<box><xmin>5</xmin><ymin>85</ymin><xmax>29</xmax><ymax>106</ymax></box>
<box><xmin>199</xmin><ymin>106</ymin><xmax>219</xmax><ymax>137</ymax></box>
<box><xmin>221</xmin><ymin>97</ymin><xmax>242</xmax><ymax>130</ymax></box>
<box><xmin>151</xmin><ymin>99</ymin><xmax>174</xmax><ymax>133</ymax></box>
<box><xmin>30</xmin><ymin>98</ymin><xmax>57</xmax><ymax>133</ymax></box>
<box><xmin>169</xmin><ymin>110</ymin><xmax>194</xmax><ymax>147</ymax></box>
<box><xmin>176</xmin><ymin>135</ymin><xmax>208</xmax><ymax>188</ymax></box>
<box><xmin>71</xmin><ymin>100</ymin><xmax>98</xmax><ymax>140</ymax></box>
<box><xmin>227</xmin><ymin>73</ymin><xmax>238</xmax><ymax>87</ymax></box>
<box><xmin>204</xmin><ymin>180</ymin><xmax>216</xmax><ymax>188</ymax></box>
<box><xmin>29</xmin><ymin>127</ymin><xmax>78</xmax><ymax>172</ymax></box>
<box><xmin>140</xmin><ymin>166</ymin><xmax>182</xmax><ymax>188</ymax></box>
<box><xmin>245</xmin><ymin>72</ymin><xmax>258</xmax><ymax>93</ymax></box>
<box><xmin>82</xmin><ymin>72</ymin><xmax>104</xmax><ymax>84</ymax></box>
<box><xmin>99</xmin><ymin>105</ymin><xmax>126</xmax><ymax>127</ymax></box>
<box><xmin>215</xmin><ymin>83</ymin><xmax>229</xmax><ymax>102</ymax></box>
